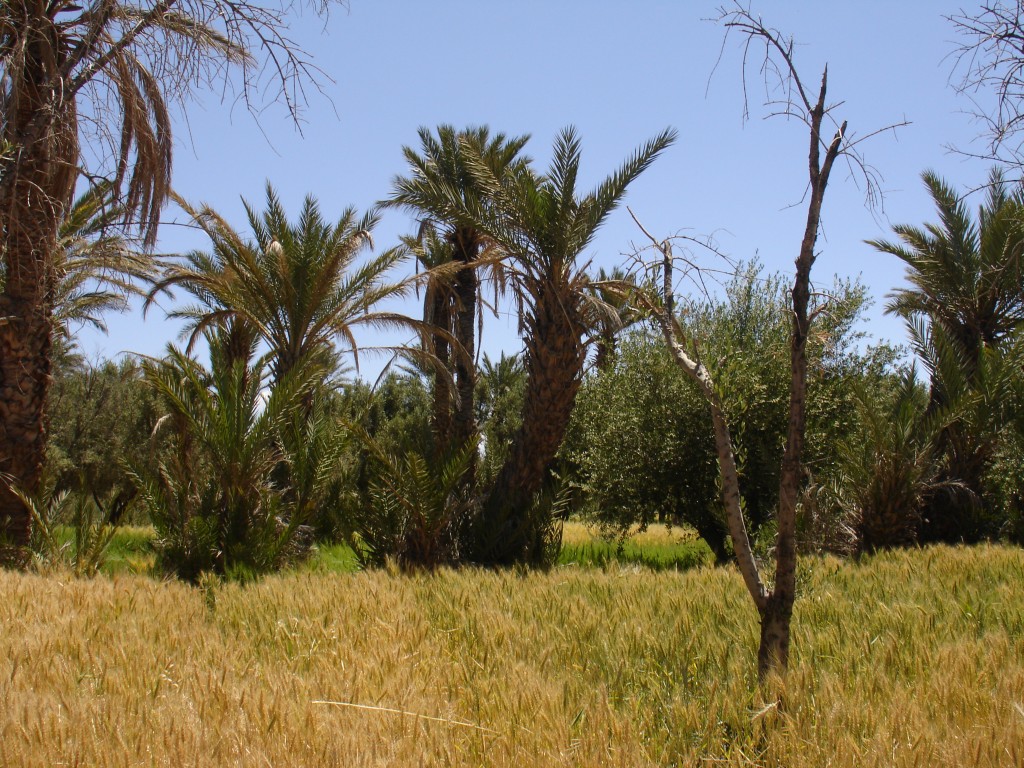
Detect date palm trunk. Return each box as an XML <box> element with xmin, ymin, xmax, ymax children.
<box><xmin>481</xmin><ymin>286</ymin><xmax>586</xmax><ymax>563</ymax></box>
<box><xmin>451</xmin><ymin>229</ymin><xmax>479</xmax><ymax>483</ymax></box>
<box><xmin>0</xmin><ymin>8</ymin><xmax>78</xmax><ymax>560</ymax></box>
<box><xmin>429</xmin><ymin>286</ymin><xmax>453</xmax><ymax>457</ymax></box>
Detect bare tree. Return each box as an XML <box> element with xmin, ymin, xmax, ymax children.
<box><xmin>949</xmin><ymin>1</ymin><xmax>1024</xmax><ymax>170</ymax></box>
<box><xmin>0</xmin><ymin>0</ymin><xmax>343</xmax><ymax>563</ymax></box>
<box><xmin>631</xmin><ymin>4</ymin><xmax>904</xmax><ymax>679</ymax></box>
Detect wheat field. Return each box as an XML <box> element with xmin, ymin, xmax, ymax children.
<box><xmin>1</xmin><ymin>545</ymin><xmax>1022</xmax><ymax>767</ymax></box>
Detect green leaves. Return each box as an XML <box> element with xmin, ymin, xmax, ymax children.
<box><xmin>153</xmin><ymin>184</ymin><xmax>408</xmax><ymax>386</ymax></box>
<box><xmin>348</xmin><ymin>428</ymin><xmax>479</xmax><ymax>570</ymax></box>
<box><xmin>130</xmin><ymin>336</ymin><xmax>328</xmax><ymax>580</ymax></box>
<box><xmin>873</xmin><ymin>168</ymin><xmax>1024</xmax><ymax>351</ymax></box>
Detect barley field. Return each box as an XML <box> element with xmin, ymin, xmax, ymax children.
<box><xmin>2</xmin><ymin>545</ymin><xmax>1022</xmax><ymax>767</ymax></box>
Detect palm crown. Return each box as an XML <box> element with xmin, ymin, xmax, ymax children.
<box><xmin>870</xmin><ymin>168</ymin><xmax>1024</xmax><ymax>357</ymax></box>
<box><xmin>461</xmin><ymin>125</ymin><xmax>677</xmax><ymax>562</ymax></box>
<box><xmin>151</xmin><ymin>185</ymin><xmax>412</xmax><ymax>384</ymax></box>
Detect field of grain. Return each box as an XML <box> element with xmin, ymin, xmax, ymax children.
<box><xmin>2</xmin><ymin>545</ymin><xmax>1022</xmax><ymax>767</ymax></box>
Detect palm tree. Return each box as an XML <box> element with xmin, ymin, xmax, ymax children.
<box><xmin>0</xmin><ymin>0</ymin><xmax>342</xmax><ymax>558</ymax></box>
<box><xmin>0</xmin><ymin>181</ymin><xmax>156</xmax><ymax>364</ymax></box>
<box><xmin>869</xmin><ymin>169</ymin><xmax>1024</xmax><ymax>541</ymax></box>
<box><xmin>150</xmin><ymin>185</ymin><xmax>414</xmax><ymax>389</ymax></box>
<box><xmin>53</xmin><ymin>182</ymin><xmax>157</xmax><ymax>342</ymax></box>
<box><xmin>131</xmin><ymin>333</ymin><xmax>323</xmax><ymax>580</ymax></box>
<box><xmin>397</xmin><ymin>229</ymin><xmax>457</xmax><ymax>456</ymax></box>
<box><xmin>385</xmin><ymin>125</ymin><xmax>529</xmax><ymax>469</ymax></box>
<box><xmin>0</xmin><ymin>0</ymin><xmax>243</xmax><ymax>558</ymax></box>
<box><xmin>464</xmin><ymin>126</ymin><xmax>676</xmax><ymax>563</ymax></box>
<box><xmin>870</xmin><ymin>169</ymin><xmax>1024</xmax><ymax>366</ymax></box>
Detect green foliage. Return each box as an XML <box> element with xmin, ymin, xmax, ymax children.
<box><xmin>565</xmin><ymin>263</ymin><xmax>900</xmax><ymax>558</ymax></box>
<box><xmin>986</xmin><ymin>427</ymin><xmax>1024</xmax><ymax>544</ymax></box>
<box><xmin>872</xmin><ymin>171</ymin><xmax>1024</xmax><ymax>543</ymax></box>
<box><xmin>872</xmin><ymin>168</ymin><xmax>1024</xmax><ymax>355</ymax></box>
<box><xmin>821</xmin><ymin>368</ymin><xmax>943</xmax><ymax>552</ymax></box>
<box><xmin>8</xmin><ymin>475</ymin><xmax>118</xmax><ymax>577</ymax></box>
<box><xmin>343</xmin><ymin>373</ymin><xmax>435</xmax><ymax>456</ymax></box>
<box><xmin>100</xmin><ymin>527</ymin><xmax>157</xmax><ymax>574</ymax></box>
<box><xmin>154</xmin><ymin>184</ymin><xmax>411</xmax><ymax>386</ymax></box>
<box><xmin>475</xmin><ymin>352</ymin><xmax>526</xmax><ymax>487</ymax></box>
<box><xmin>907</xmin><ymin>320</ymin><xmax>1023</xmax><ymax>541</ymax></box>
<box><xmin>461</xmin><ymin>126</ymin><xmax>676</xmax><ymax>565</ymax></box>
<box><xmin>0</xmin><ymin>181</ymin><xmax>156</xmax><ymax>346</ymax></box>
<box><xmin>348</xmin><ymin>432</ymin><xmax>479</xmax><ymax>570</ymax></box>
<box><xmin>564</xmin><ymin>331</ymin><xmax>725</xmax><ymax>556</ymax></box>
<box><xmin>558</xmin><ymin>532</ymin><xmax>714</xmax><ymax>571</ymax></box>
<box><xmin>129</xmin><ymin>339</ymin><xmax>325</xmax><ymax>581</ymax></box>
<box><xmin>319</xmin><ymin>373</ymin><xmax>433</xmax><ymax>541</ymax></box>
<box><xmin>47</xmin><ymin>357</ymin><xmax>163</xmax><ymax>516</ymax></box>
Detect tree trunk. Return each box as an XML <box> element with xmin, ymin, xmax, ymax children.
<box><xmin>0</xmin><ymin>4</ymin><xmax>77</xmax><ymax>563</ymax></box>
<box><xmin>480</xmin><ymin>285</ymin><xmax>586</xmax><ymax>564</ymax></box>
<box><xmin>0</xmin><ymin>302</ymin><xmax>54</xmax><ymax>555</ymax></box>
<box><xmin>451</xmin><ymin>229</ymin><xmax>479</xmax><ymax>482</ymax></box>
<box><xmin>428</xmin><ymin>285</ymin><xmax>453</xmax><ymax>457</ymax></box>
<box><xmin>760</xmin><ymin>83</ymin><xmax>845</xmax><ymax>678</ymax></box>
<box><xmin>757</xmin><ymin>593</ymin><xmax>793</xmax><ymax>676</ymax></box>
<box><xmin>594</xmin><ymin>331</ymin><xmax>616</xmax><ymax>372</ymax></box>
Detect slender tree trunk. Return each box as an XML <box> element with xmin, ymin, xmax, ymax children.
<box><xmin>481</xmin><ymin>285</ymin><xmax>586</xmax><ymax>563</ymax></box>
<box><xmin>757</xmin><ymin>85</ymin><xmax>845</xmax><ymax>678</ymax></box>
<box><xmin>429</xmin><ymin>286</ymin><xmax>453</xmax><ymax>457</ymax></box>
<box><xmin>451</xmin><ymin>229</ymin><xmax>479</xmax><ymax>483</ymax></box>
<box><xmin>0</xmin><ymin>7</ymin><xmax>78</xmax><ymax>563</ymax></box>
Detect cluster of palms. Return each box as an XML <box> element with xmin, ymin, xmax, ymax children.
<box><xmin>855</xmin><ymin>169</ymin><xmax>1024</xmax><ymax>548</ymax></box>
<box><xmin>10</xmin><ymin>131</ymin><xmax>1024</xmax><ymax>579</ymax></box>
<box><xmin>51</xmin><ymin>124</ymin><xmax>669</xmax><ymax>576</ymax></box>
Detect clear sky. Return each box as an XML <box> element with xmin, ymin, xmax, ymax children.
<box><xmin>78</xmin><ymin>1</ymin><xmax>997</xmax><ymax>376</ymax></box>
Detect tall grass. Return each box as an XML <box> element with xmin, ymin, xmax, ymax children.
<box><xmin>1</xmin><ymin>545</ymin><xmax>1022</xmax><ymax>766</ymax></box>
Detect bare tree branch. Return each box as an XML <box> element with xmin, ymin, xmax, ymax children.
<box><xmin>948</xmin><ymin>1</ymin><xmax>1024</xmax><ymax>171</ymax></box>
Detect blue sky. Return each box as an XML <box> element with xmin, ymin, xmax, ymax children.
<box><xmin>79</xmin><ymin>1</ymin><xmax>996</xmax><ymax>376</ymax></box>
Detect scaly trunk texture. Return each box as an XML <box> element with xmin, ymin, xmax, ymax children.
<box><xmin>0</xmin><ymin>302</ymin><xmax>54</xmax><ymax>554</ymax></box>
<box><xmin>429</xmin><ymin>284</ymin><xmax>453</xmax><ymax>457</ymax></box>
<box><xmin>480</xmin><ymin>285</ymin><xmax>586</xmax><ymax>564</ymax></box>
<box><xmin>451</xmin><ymin>229</ymin><xmax>479</xmax><ymax>482</ymax></box>
<box><xmin>0</xmin><ymin>4</ymin><xmax>78</xmax><ymax>561</ymax></box>
<box><xmin>593</xmin><ymin>332</ymin><xmax>616</xmax><ymax>373</ymax></box>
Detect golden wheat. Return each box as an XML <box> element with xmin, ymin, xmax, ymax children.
<box><xmin>1</xmin><ymin>545</ymin><xmax>1022</xmax><ymax>766</ymax></box>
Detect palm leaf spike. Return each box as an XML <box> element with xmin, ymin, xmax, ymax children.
<box><xmin>151</xmin><ymin>185</ymin><xmax>413</xmax><ymax>391</ymax></box>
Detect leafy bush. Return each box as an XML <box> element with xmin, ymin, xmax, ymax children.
<box><xmin>7</xmin><ymin>474</ymin><xmax>119</xmax><ymax>576</ymax></box>
<box><xmin>348</xmin><ymin>433</ymin><xmax>478</xmax><ymax>570</ymax></box>
<box><xmin>564</xmin><ymin>263</ymin><xmax>900</xmax><ymax>559</ymax></box>
<box><xmin>47</xmin><ymin>357</ymin><xmax>164</xmax><ymax>522</ymax></box>
<box><xmin>129</xmin><ymin>341</ymin><xmax>326</xmax><ymax>581</ymax></box>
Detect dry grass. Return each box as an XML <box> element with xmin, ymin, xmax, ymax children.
<box><xmin>2</xmin><ymin>545</ymin><xmax>1023</xmax><ymax>766</ymax></box>
<box><xmin>561</xmin><ymin>520</ymin><xmax>701</xmax><ymax>547</ymax></box>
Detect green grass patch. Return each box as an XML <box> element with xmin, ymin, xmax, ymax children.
<box><xmin>55</xmin><ymin>521</ymin><xmax>714</xmax><ymax>577</ymax></box>
<box><xmin>301</xmin><ymin>541</ymin><xmax>361</xmax><ymax>573</ymax></box>
<box><xmin>558</xmin><ymin>522</ymin><xmax>715</xmax><ymax>570</ymax></box>
<box><xmin>100</xmin><ymin>526</ymin><xmax>158</xmax><ymax>574</ymax></box>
